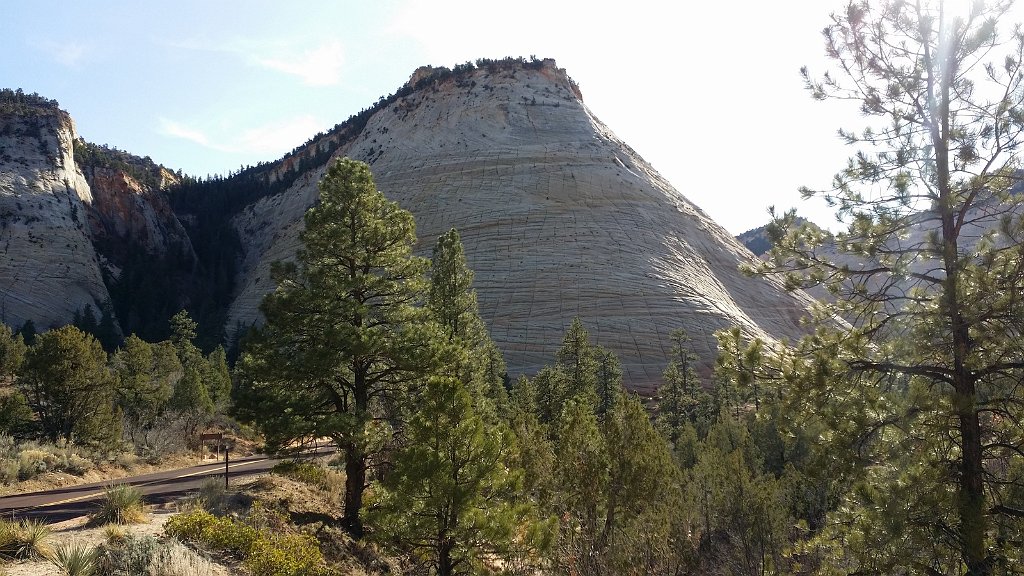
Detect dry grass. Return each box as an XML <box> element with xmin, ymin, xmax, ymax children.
<box><xmin>147</xmin><ymin>538</ymin><xmax>220</xmax><ymax>576</ymax></box>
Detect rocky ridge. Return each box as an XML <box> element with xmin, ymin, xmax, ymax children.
<box><xmin>227</xmin><ymin>59</ymin><xmax>816</xmax><ymax>391</ymax></box>
<box><xmin>0</xmin><ymin>92</ymin><xmax>196</xmax><ymax>336</ymax></box>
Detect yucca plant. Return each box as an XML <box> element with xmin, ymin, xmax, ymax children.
<box><xmin>49</xmin><ymin>542</ymin><xmax>98</xmax><ymax>576</ymax></box>
<box><xmin>0</xmin><ymin>517</ymin><xmax>52</xmax><ymax>560</ymax></box>
<box><xmin>91</xmin><ymin>483</ymin><xmax>146</xmax><ymax>525</ymax></box>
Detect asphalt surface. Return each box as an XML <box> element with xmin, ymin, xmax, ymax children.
<box><xmin>0</xmin><ymin>454</ymin><xmax>276</xmax><ymax>523</ymax></box>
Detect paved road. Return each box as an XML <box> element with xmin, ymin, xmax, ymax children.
<box><xmin>0</xmin><ymin>454</ymin><xmax>276</xmax><ymax>523</ymax></box>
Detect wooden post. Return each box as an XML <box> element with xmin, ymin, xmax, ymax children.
<box><xmin>225</xmin><ymin>447</ymin><xmax>230</xmax><ymax>489</ymax></box>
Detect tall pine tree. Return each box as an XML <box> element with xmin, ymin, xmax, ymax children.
<box><xmin>236</xmin><ymin>158</ymin><xmax>436</xmax><ymax>536</ymax></box>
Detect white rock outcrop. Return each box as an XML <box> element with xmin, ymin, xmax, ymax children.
<box><xmin>0</xmin><ymin>109</ymin><xmax>110</xmax><ymax>330</ymax></box>
<box><xmin>229</xmin><ymin>61</ymin><xmax>815</xmax><ymax>392</ymax></box>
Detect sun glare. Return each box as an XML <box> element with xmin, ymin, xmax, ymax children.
<box><xmin>936</xmin><ymin>0</ymin><xmax>982</xmax><ymax>23</ymax></box>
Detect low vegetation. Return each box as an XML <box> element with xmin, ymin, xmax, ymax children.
<box><xmin>90</xmin><ymin>483</ymin><xmax>146</xmax><ymax>526</ymax></box>
<box><xmin>49</xmin><ymin>542</ymin><xmax>98</xmax><ymax>576</ymax></box>
<box><xmin>166</xmin><ymin>504</ymin><xmax>333</xmax><ymax>576</ymax></box>
<box><xmin>0</xmin><ymin>517</ymin><xmax>52</xmax><ymax>560</ymax></box>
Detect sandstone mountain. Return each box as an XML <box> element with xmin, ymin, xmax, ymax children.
<box><xmin>225</xmin><ymin>59</ymin><xmax>815</xmax><ymax>392</ymax></box>
<box><xmin>0</xmin><ymin>90</ymin><xmax>196</xmax><ymax>338</ymax></box>
<box><xmin>0</xmin><ymin>96</ymin><xmax>111</xmax><ymax>330</ymax></box>
<box><xmin>1</xmin><ymin>62</ymin><xmax>817</xmax><ymax>391</ymax></box>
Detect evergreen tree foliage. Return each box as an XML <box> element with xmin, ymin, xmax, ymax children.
<box><xmin>427</xmin><ymin>228</ymin><xmax>508</xmax><ymax>419</ymax></box>
<box><xmin>753</xmin><ymin>1</ymin><xmax>1024</xmax><ymax>572</ymax></box>
<box><xmin>235</xmin><ymin>157</ymin><xmax>435</xmax><ymax>536</ymax></box>
<box><xmin>0</xmin><ymin>323</ymin><xmax>32</xmax><ymax>438</ymax></box>
<box><xmin>552</xmin><ymin>398</ymin><xmax>610</xmax><ymax>572</ymax></box>
<box><xmin>111</xmin><ymin>335</ymin><xmax>180</xmax><ymax>444</ymax></box>
<box><xmin>18</xmin><ymin>326</ymin><xmax>119</xmax><ymax>446</ymax></box>
<box><xmin>366</xmin><ymin>375</ymin><xmax>550</xmax><ymax>575</ymax></box>
<box><xmin>205</xmin><ymin>345</ymin><xmax>232</xmax><ymax>411</ymax></box>
<box><xmin>0</xmin><ymin>323</ymin><xmax>26</xmax><ymax>383</ymax></box>
<box><xmin>167</xmin><ymin>310</ymin><xmax>215</xmax><ymax>438</ymax></box>
<box><xmin>556</xmin><ymin>317</ymin><xmax>598</xmax><ymax>404</ymax></box>
<box><xmin>16</xmin><ymin>319</ymin><xmax>36</xmax><ymax>346</ymax></box>
<box><xmin>656</xmin><ymin>329</ymin><xmax>711</xmax><ymax>443</ymax></box>
<box><xmin>593</xmin><ymin>347</ymin><xmax>623</xmax><ymax>419</ymax></box>
<box><xmin>596</xmin><ymin>394</ymin><xmax>682</xmax><ymax>574</ymax></box>
<box><xmin>0</xmin><ymin>389</ymin><xmax>33</xmax><ymax>438</ymax></box>
<box><xmin>686</xmin><ymin>415</ymin><xmax>792</xmax><ymax>575</ymax></box>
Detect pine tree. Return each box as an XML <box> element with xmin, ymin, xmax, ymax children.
<box><xmin>18</xmin><ymin>326</ymin><xmax>118</xmax><ymax>446</ymax></box>
<box><xmin>757</xmin><ymin>1</ymin><xmax>1024</xmax><ymax>571</ymax></box>
<box><xmin>235</xmin><ymin>158</ymin><xmax>436</xmax><ymax>536</ymax></box>
<box><xmin>204</xmin><ymin>346</ymin><xmax>232</xmax><ymax>411</ymax></box>
<box><xmin>0</xmin><ymin>323</ymin><xmax>26</xmax><ymax>384</ymax></box>
<box><xmin>366</xmin><ymin>375</ymin><xmax>548</xmax><ymax>575</ymax></box>
<box><xmin>593</xmin><ymin>347</ymin><xmax>623</xmax><ymax>419</ymax></box>
<box><xmin>112</xmin><ymin>334</ymin><xmax>178</xmax><ymax>440</ymax></box>
<box><xmin>656</xmin><ymin>329</ymin><xmax>710</xmax><ymax>443</ymax></box>
<box><xmin>166</xmin><ymin>310</ymin><xmax>214</xmax><ymax>438</ymax></box>
<box><xmin>427</xmin><ymin>228</ymin><xmax>508</xmax><ymax>419</ymax></box>
<box><xmin>597</xmin><ymin>393</ymin><xmax>681</xmax><ymax>574</ymax></box>
<box><xmin>556</xmin><ymin>317</ymin><xmax>598</xmax><ymax>404</ymax></box>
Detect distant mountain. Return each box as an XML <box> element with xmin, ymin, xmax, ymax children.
<box><xmin>736</xmin><ymin>217</ymin><xmax>812</xmax><ymax>257</ymax></box>
<box><xmin>0</xmin><ymin>61</ymin><xmax>816</xmax><ymax>391</ymax></box>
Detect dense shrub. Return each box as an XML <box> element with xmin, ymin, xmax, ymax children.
<box><xmin>165</xmin><ymin>505</ymin><xmax>333</xmax><ymax>576</ymax></box>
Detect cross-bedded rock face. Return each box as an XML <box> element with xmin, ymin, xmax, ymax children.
<box><xmin>229</xmin><ymin>60</ymin><xmax>815</xmax><ymax>392</ymax></box>
<box><xmin>0</xmin><ymin>102</ymin><xmax>195</xmax><ymax>334</ymax></box>
<box><xmin>0</xmin><ymin>108</ymin><xmax>109</xmax><ymax>330</ymax></box>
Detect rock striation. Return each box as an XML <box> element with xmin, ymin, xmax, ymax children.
<box><xmin>228</xmin><ymin>59</ymin><xmax>816</xmax><ymax>392</ymax></box>
<box><xmin>0</xmin><ymin>95</ymin><xmax>196</xmax><ymax>335</ymax></box>
<box><xmin>0</xmin><ymin>104</ymin><xmax>110</xmax><ymax>330</ymax></box>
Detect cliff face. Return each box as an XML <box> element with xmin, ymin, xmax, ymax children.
<box><xmin>228</xmin><ymin>60</ymin><xmax>815</xmax><ymax>392</ymax></box>
<box><xmin>0</xmin><ymin>98</ymin><xmax>197</xmax><ymax>335</ymax></box>
<box><xmin>82</xmin><ymin>162</ymin><xmax>194</xmax><ymax>264</ymax></box>
<box><xmin>0</xmin><ymin>106</ymin><xmax>110</xmax><ymax>330</ymax></box>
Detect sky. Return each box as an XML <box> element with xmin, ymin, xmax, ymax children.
<box><xmin>0</xmin><ymin>0</ymin><xmax>938</xmax><ymax>234</ymax></box>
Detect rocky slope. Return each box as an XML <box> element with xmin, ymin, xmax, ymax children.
<box><xmin>0</xmin><ymin>92</ymin><xmax>196</xmax><ymax>337</ymax></box>
<box><xmin>0</xmin><ymin>98</ymin><xmax>110</xmax><ymax>331</ymax></box>
<box><xmin>227</xmin><ymin>59</ymin><xmax>815</xmax><ymax>392</ymax></box>
<box><xmin>1</xmin><ymin>64</ymin><xmax>819</xmax><ymax>390</ymax></box>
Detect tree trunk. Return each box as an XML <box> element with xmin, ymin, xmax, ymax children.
<box><xmin>343</xmin><ymin>366</ymin><xmax>370</xmax><ymax>538</ymax></box>
<box><xmin>438</xmin><ymin>538</ymin><xmax>454</xmax><ymax>576</ymax></box>
<box><xmin>343</xmin><ymin>440</ymin><xmax>366</xmax><ymax>537</ymax></box>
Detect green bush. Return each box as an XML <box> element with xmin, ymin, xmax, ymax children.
<box><xmin>272</xmin><ymin>459</ymin><xmax>344</xmax><ymax>496</ymax></box>
<box><xmin>272</xmin><ymin>460</ymin><xmax>327</xmax><ymax>486</ymax></box>
<box><xmin>165</xmin><ymin>506</ymin><xmax>333</xmax><ymax>576</ymax></box>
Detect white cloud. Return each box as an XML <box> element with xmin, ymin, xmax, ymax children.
<box><xmin>236</xmin><ymin>115</ymin><xmax>325</xmax><ymax>155</ymax></box>
<box><xmin>254</xmin><ymin>41</ymin><xmax>345</xmax><ymax>86</ymax></box>
<box><xmin>158</xmin><ymin>118</ymin><xmax>215</xmax><ymax>148</ymax></box>
<box><xmin>158</xmin><ymin>115</ymin><xmax>326</xmax><ymax>158</ymax></box>
<box><xmin>36</xmin><ymin>40</ymin><xmax>89</xmax><ymax>67</ymax></box>
<box><xmin>158</xmin><ymin>35</ymin><xmax>346</xmax><ymax>86</ymax></box>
